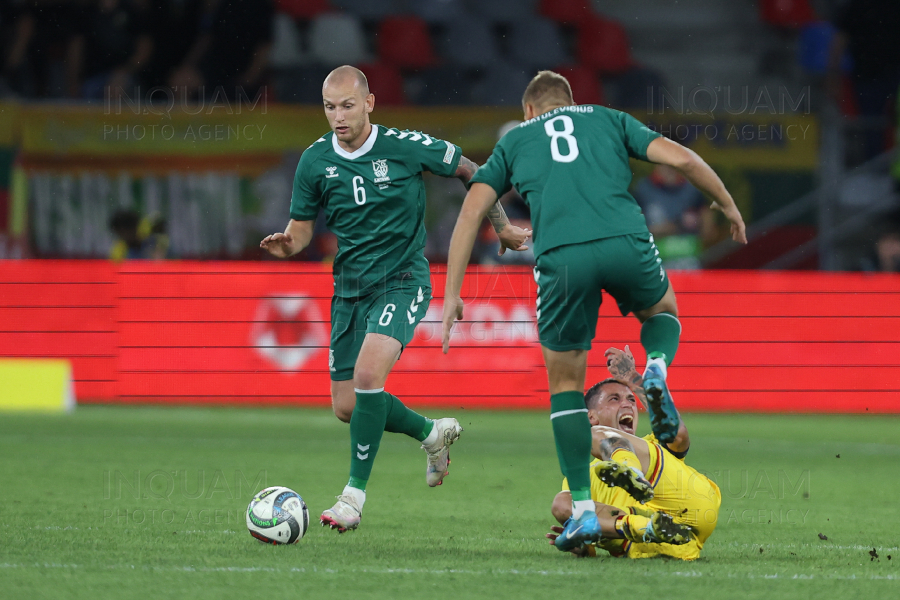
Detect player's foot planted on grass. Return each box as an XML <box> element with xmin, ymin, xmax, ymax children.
<box><xmin>320</xmin><ymin>488</ymin><xmax>364</xmax><ymax>533</ymax></box>
<box><xmin>553</xmin><ymin>511</ymin><xmax>603</xmax><ymax>552</ymax></box>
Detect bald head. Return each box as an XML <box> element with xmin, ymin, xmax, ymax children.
<box><xmin>322</xmin><ymin>65</ymin><xmax>375</xmax><ymax>150</ymax></box>
<box><xmin>323</xmin><ymin>65</ymin><xmax>369</xmax><ymax>96</ymax></box>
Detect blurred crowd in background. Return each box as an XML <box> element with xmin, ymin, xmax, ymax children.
<box><xmin>1</xmin><ymin>0</ymin><xmax>898</xmax><ymax>270</ymax></box>
<box><xmin>1</xmin><ymin>0</ymin><xmax>896</xmax><ymax>115</ymax></box>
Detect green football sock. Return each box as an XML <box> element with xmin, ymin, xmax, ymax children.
<box><xmin>640</xmin><ymin>312</ymin><xmax>681</xmax><ymax>366</ymax></box>
<box><xmin>384</xmin><ymin>393</ymin><xmax>433</xmax><ymax>442</ymax></box>
<box><xmin>550</xmin><ymin>391</ymin><xmax>592</xmax><ymax>501</ymax></box>
<box><xmin>348</xmin><ymin>389</ymin><xmax>388</xmax><ymax>488</ymax></box>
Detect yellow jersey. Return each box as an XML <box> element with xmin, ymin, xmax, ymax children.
<box><xmin>562</xmin><ymin>433</ymin><xmax>721</xmax><ymax>560</ymax></box>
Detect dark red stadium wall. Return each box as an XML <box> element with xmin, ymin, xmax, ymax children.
<box><xmin>1</xmin><ymin>261</ymin><xmax>898</xmax><ymax>413</ymax></box>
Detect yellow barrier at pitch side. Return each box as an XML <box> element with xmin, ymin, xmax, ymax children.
<box><xmin>0</xmin><ymin>359</ymin><xmax>76</xmax><ymax>412</ymax></box>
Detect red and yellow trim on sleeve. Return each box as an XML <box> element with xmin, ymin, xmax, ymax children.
<box><xmin>645</xmin><ymin>442</ymin><xmax>665</xmax><ymax>489</ymax></box>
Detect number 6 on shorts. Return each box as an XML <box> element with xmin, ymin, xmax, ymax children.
<box><xmin>378</xmin><ymin>303</ymin><xmax>396</xmax><ymax>326</ymax></box>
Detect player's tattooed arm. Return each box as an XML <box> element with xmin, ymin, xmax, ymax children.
<box><xmin>598</xmin><ymin>435</ymin><xmax>635</xmax><ymax>461</ymax></box>
<box><xmin>454</xmin><ymin>156</ymin><xmax>479</xmax><ymax>188</ymax></box>
<box><xmin>486</xmin><ymin>199</ymin><xmax>510</xmax><ymax>234</ymax></box>
<box><xmin>454</xmin><ymin>156</ymin><xmax>531</xmax><ymax>246</ymax></box>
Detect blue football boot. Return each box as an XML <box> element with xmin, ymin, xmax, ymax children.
<box><xmin>642</xmin><ymin>364</ymin><xmax>680</xmax><ymax>444</ymax></box>
<box><xmin>554</xmin><ymin>510</ymin><xmax>602</xmax><ymax>552</ymax></box>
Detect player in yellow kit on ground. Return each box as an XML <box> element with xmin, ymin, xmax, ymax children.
<box><xmin>547</xmin><ymin>346</ymin><xmax>720</xmax><ymax>559</ymax></box>
<box><xmin>442</xmin><ymin>70</ymin><xmax>744</xmax><ymax>551</ymax></box>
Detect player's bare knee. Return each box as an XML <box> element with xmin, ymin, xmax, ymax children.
<box><xmin>352</xmin><ymin>366</ymin><xmax>383</xmax><ymax>391</ymax></box>
<box><xmin>551</xmin><ymin>492</ymin><xmax>573</xmax><ymax>524</ymax></box>
<box><xmin>330</xmin><ymin>381</ymin><xmax>355</xmax><ymax>423</ymax></box>
<box><xmin>332</xmin><ymin>403</ymin><xmax>353</xmax><ymax>423</ymax></box>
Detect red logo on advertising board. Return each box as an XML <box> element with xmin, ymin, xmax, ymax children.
<box><xmin>250</xmin><ymin>295</ymin><xmax>328</xmax><ymax>371</ymax></box>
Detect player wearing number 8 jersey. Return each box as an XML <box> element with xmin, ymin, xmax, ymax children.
<box><xmin>441</xmin><ymin>71</ymin><xmax>746</xmax><ymax>551</ymax></box>
<box><xmin>261</xmin><ymin>66</ymin><xmax>531</xmax><ymax>534</ymax></box>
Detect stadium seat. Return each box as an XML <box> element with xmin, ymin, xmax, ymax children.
<box><xmin>472</xmin><ymin>0</ymin><xmax>538</xmax><ymax>24</ymax></box>
<box><xmin>270</xmin><ymin>13</ymin><xmax>307</xmax><ymax>68</ymax></box>
<box><xmin>378</xmin><ymin>16</ymin><xmax>438</xmax><ymax>69</ymax></box>
<box><xmin>440</xmin><ymin>15</ymin><xmax>501</xmax><ymax>69</ymax></box>
<box><xmin>471</xmin><ymin>61</ymin><xmax>532</xmax><ymax>106</ymax></box>
<box><xmin>509</xmin><ymin>16</ymin><xmax>569</xmax><ymax>70</ymax></box>
<box><xmin>577</xmin><ymin>16</ymin><xmax>633</xmax><ymax>75</ymax></box>
<box><xmin>602</xmin><ymin>66</ymin><xmax>665</xmax><ymax>109</ymax></box>
<box><xmin>408</xmin><ymin>0</ymin><xmax>465</xmax><ymax>24</ymax></box>
<box><xmin>759</xmin><ymin>0</ymin><xmax>815</xmax><ymax>28</ymax></box>
<box><xmin>310</xmin><ymin>13</ymin><xmax>368</xmax><ymax>66</ymax></box>
<box><xmin>332</xmin><ymin>0</ymin><xmax>400</xmax><ymax>22</ymax></box>
<box><xmin>554</xmin><ymin>65</ymin><xmax>604</xmax><ymax>105</ymax></box>
<box><xmin>538</xmin><ymin>0</ymin><xmax>593</xmax><ymax>24</ymax></box>
<box><xmin>358</xmin><ymin>62</ymin><xmax>406</xmax><ymax>105</ymax></box>
<box><xmin>411</xmin><ymin>66</ymin><xmax>474</xmax><ymax>105</ymax></box>
<box><xmin>273</xmin><ymin>65</ymin><xmax>332</xmax><ymax>103</ymax></box>
<box><xmin>798</xmin><ymin>21</ymin><xmax>852</xmax><ymax>74</ymax></box>
<box><xmin>275</xmin><ymin>0</ymin><xmax>331</xmax><ymax>21</ymax></box>
<box><xmin>838</xmin><ymin>75</ymin><xmax>859</xmax><ymax>117</ymax></box>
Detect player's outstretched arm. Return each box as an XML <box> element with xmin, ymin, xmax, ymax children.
<box><xmin>442</xmin><ymin>183</ymin><xmax>499</xmax><ymax>353</ymax></box>
<box><xmin>605</xmin><ymin>345</ymin><xmax>690</xmax><ymax>454</ymax></box>
<box><xmin>259</xmin><ymin>219</ymin><xmax>314</xmax><ymax>259</ymax></box>
<box><xmin>454</xmin><ymin>156</ymin><xmax>531</xmax><ymax>255</ymax></box>
<box><xmin>645</xmin><ymin>137</ymin><xmax>747</xmax><ymax>244</ymax></box>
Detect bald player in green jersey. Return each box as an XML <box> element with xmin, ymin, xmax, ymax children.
<box><xmin>261</xmin><ymin>65</ymin><xmax>531</xmax><ymax>534</ymax></box>
<box><xmin>441</xmin><ymin>70</ymin><xmax>746</xmax><ymax>551</ymax></box>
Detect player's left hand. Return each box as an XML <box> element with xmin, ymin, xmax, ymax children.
<box><xmin>497</xmin><ymin>224</ymin><xmax>532</xmax><ymax>256</ymax></box>
<box><xmin>441</xmin><ymin>295</ymin><xmax>464</xmax><ymax>354</ymax></box>
<box><xmin>605</xmin><ymin>345</ymin><xmax>637</xmax><ymax>380</ymax></box>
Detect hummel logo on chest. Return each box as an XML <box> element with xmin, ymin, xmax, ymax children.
<box><xmin>325</xmin><ymin>166</ymin><xmax>339</xmax><ymax>178</ymax></box>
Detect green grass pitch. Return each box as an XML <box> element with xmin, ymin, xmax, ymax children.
<box><xmin>1</xmin><ymin>406</ymin><xmax>898</xmax><ymax>599</ymax></box>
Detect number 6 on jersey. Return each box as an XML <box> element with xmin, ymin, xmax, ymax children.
<box><xmin>545</xmin><ymin>115</ymin><xmax>579</xmax><ymax>163</ymax></box>
<box><xmin>352</xmin><ymin>176</ymin><xmax>367</xmax><ymax>205</ymax></box>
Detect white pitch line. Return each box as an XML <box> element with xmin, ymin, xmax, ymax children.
<box><xmin>0</xmin><ymin>563</ymin><xmax>897</xmax><ymax>581</ymax></box>
<box><xmin>28</xmin><ymin>527</ymin><xmax>900</xmax><ymax>553</ymax></box>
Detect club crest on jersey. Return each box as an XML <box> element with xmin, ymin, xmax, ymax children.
<box><xmin>372</xmin><ymin>159</ymin><xmax>390</xmax><ymax>183</ymax></box>
<box><xmin>325</xmin><ymin>166</ymin><xmax>339</xmax><ymax>178</ymax></box>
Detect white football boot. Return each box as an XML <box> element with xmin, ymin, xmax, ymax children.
<box><xmin>422</xmin><ymin>418</ymin><xmax>463</xmax><ymax>487</ymax></box>
<box><xmin>320</xmin><ymin>494</ymin><xmax>362</xmax><ymax>533</ymax></box>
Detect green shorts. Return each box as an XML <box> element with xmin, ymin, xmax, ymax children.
<box><xmin>329</xmin><ymin>282</ymin><xmax>432</xmax><ymax>381</ymax></box>
<box><xmin>534</xmin><ymin>233</ymin><xmax>670</xmax><ymax>352</ymax></box>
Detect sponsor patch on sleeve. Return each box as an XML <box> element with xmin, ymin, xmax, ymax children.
<box><xmin>442</xmin><ymin>142</ymin><xmax>456</xmax><ymax>165</ymax></box>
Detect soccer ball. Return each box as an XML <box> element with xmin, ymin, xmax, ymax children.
<box><xmin>246</xmin><ymin>486</ymin><xmax>309</xmax><ymax>544</ymax></box>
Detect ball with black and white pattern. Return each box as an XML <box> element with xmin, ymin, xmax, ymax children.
<box><xmin>246</xmin><ymin>486</ymin><xmax>309</xmax><ymax>544</ymax></box>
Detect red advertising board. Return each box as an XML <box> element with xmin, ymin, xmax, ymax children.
<box><xmin>1</xmin><ymin>260</ymin><xmax>898</xmax><ymax>413</ymax></box>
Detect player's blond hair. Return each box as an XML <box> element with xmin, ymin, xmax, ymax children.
<box><xmin>522</xmin><ymin>71</ymin><xmax>574</xmax><ymax>111</ymax></box>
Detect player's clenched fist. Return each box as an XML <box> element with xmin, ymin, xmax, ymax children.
<box><xmin>259</xmin><ymin>232</ymin><xmax>296</xmax><ymax>258</ymax></box>
<box><xmin>441</xmin><ymin>295</ymin><xmax>464</xmax><ymax>354</ymax></box>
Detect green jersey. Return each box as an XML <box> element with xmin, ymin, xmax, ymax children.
<box><xmin>291</xmin><ymin>124</ymin><xmax>462</xmax><ymax>297</ymax></box>
<box><xmin>471</xmin><ymin>105</ymin><xmax>661</xmax><ymax>258</ymax></box>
